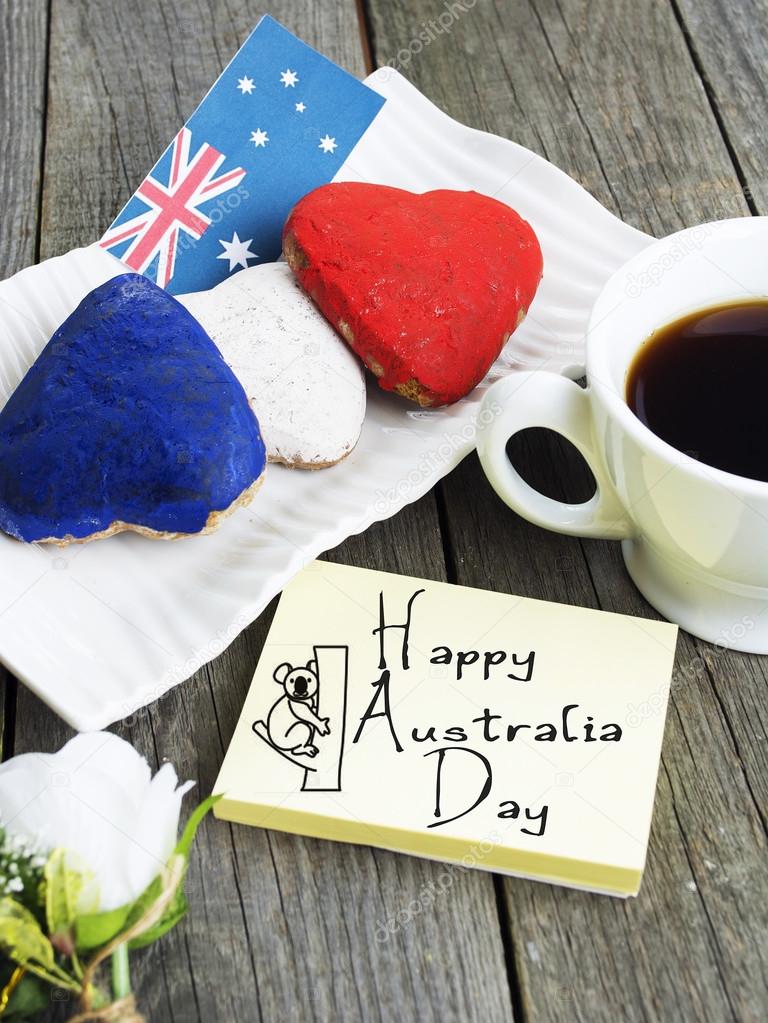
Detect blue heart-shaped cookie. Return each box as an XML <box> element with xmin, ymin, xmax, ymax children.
<box><xmin>0</xmin><ymin>273</ymin><xmax>266</xmax><ymax>543</ymax></box>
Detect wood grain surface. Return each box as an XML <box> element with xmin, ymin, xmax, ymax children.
<box><xmin>0</xmin><ymin>1</ymin><xmax>765</xmax><ymax>1020</ymax></box>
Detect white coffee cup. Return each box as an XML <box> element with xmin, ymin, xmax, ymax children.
<box><xmin>477</xmin><ymin>217</ymin><xmax>768</xmax><ymax>653</ymax></box>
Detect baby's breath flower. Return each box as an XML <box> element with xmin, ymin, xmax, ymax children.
<box><xmin>0</xmin><ymin>823</ymin><xmax>46</xmax><ymax>920</ymax></box>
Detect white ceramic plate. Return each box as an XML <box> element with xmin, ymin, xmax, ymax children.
<box><xmin>0</xmin><ymin>71</ymin><xmax>652</xmax><ymax>729</ymax></box>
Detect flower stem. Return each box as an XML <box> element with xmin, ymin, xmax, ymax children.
<box><xmin>23</xmin><ymin>962</ymin><xmax>80</xmax><ymax>993</ymax></box>
<box><xmin>111</xmin><ymin>943</ymin><xmax>131</xmax><ymax>1001</ymax></box>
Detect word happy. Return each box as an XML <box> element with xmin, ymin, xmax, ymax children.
<box><xmin>352</xmin><ymin>589</ymin><xmax>623</xmax><ymax>837</ymax></box>
<box><xmin>429</xmin><ymin>645</ymin><xmax>534</xmax><ymax>682</ymax></box>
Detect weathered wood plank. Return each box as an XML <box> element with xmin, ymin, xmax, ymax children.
<box><xmin>15</xmin><ymin>2</ymin><xmax>515</xmax><ymax>1020</ymax></box>
<box><xmin>0</xmin><ymin>0</ymin><xmax>49</xmax><ymax>756</ymax></box>
<box><xmin>0</xmin><ymin>0</ymin><xmax>48</xmax><ymax>277</ymax></box>
<box><xmin>674</xmin><ymin>0</ymin><xmax>768</xmax><ymax>212</ymax></box>
<box><xmin>365</xmin><ymin>0</ymin><xmax>767</xmax><ymax>1019</ymax></box>
<box><xmin>365</xmin><ymin>0</ymin><xmax>750</xmax><ymax>232</ymax></box>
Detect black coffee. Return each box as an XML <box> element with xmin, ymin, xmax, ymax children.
<box><xmin>625</xmin><ymin>300</ymin><xmax>768</xmax><ymax>482</ymax></box>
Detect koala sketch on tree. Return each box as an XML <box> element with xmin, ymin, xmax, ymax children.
<box><xmin>259</xmin><ymin>659</ymin><xmax>331</xmax><ymax>758</ymax></box>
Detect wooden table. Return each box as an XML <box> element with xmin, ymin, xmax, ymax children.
<box><xmin>2</xmin><ymin>1</ymin><xmax>766</xmax><ymax>1019</ymax></box>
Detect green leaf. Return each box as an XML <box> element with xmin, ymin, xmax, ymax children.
<box><xmin>75</xmin><ymin>794</ymin><xmax>220</xmax><ymax>953</ymax></box>
<box><xmin>127</xmin><ymin>883</ymin><xmax>187</xmax><ymax>951</ymax></box>
<box><xmin>0</xmin><ymin>898</ymin><xmax>55</xmax><ymax>971</ymax></box>
<box><xmin>176</xmin><ymin>794</ymin><xmax>221</xmax><ymax>859</ymax></box>
<box><xmin>74</xmin><ymin>903</ymin><xmax>131</xmax><ymax>953</ymax></box>
<box><xmin>44</xmin><ymin>848</ymin><xmax>93</xmax><ymax>941</ymax></box>
<box><xmin>1</xmin><ymin>971</ymin><xmax>49</xmax><ymax>1020</ymax></box>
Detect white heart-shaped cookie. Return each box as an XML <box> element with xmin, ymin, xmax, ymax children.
<box><xmin>180</xmin><ymin>263</ymin><xmax>365</xmax><ymax>468</ymax></box>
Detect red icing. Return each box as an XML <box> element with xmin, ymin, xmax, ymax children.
<box><xmin>283</xmin><ymin>183</ymin><xmax>543</xmax><ymax>406</ymax></box>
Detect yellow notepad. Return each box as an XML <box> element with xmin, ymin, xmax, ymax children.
<box><xmin>214</xmin><ymin>560</ymin><xmax>677</xmax><ymax>897</ymax></box>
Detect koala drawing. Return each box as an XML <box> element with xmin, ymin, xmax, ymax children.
<box><xmin>262</xmin><ymin>659</ymin><xmax>331</xmax><ymax>758</ymax></box>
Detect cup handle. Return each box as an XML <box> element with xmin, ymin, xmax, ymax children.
<box><xmin>476</xmin><ymin>372</ymin><xmax>637</xmax><ymax>540</ymax></box>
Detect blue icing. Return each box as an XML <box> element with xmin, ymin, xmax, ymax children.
<box><xmin>0</xmin><ymin>273</ymin><xmax>266</xmax><ymax>542</ymax></box>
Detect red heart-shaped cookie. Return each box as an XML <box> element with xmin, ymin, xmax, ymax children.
<box><xmin>283</xmin><ymin>183</ymin><xmax>543</xmax><ymax>406</ymax></box>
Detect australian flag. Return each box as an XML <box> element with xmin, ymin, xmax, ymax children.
<box><xmin>101</xmin><ymin>16</ymin><xmax>385</xmax><ymax>295</ymax></box>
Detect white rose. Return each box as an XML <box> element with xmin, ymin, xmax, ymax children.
<box><xmin>0</xmin><ymin>732</ymin><xmax>193</xmax><ymax>911</ymax></box>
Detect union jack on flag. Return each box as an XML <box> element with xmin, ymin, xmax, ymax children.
<box><xmin>101</xmin><ymin>16</ymin><xmax>385</xmax><ymax>295</ymax></box>
<box><xmin>100</xmin><ymin>127</ymin><xmax>246</xmax><ymax>288</ymax></box>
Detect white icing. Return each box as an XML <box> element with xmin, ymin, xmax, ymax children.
<box><xmin>179</xmin><ymin>263</ymin><xmax>365</xmax><ymax>467</ymax></box>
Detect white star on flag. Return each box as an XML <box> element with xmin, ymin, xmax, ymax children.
<box><xmin>295</xmin><ymin>101</ymin><xmax>306</xmax><ymax>113</ymax></box>
<box><xmin>249</xmin><ymin>128</ymin><xmax>269</xmax><ymax>148</ymax></box>
<box><xmin>280</xmin><ymin>69</ymin><xmax>299</xmax><ymax>87</ymax></box>
<box><xmin>217</xmin><ymin>232</ymin><xmax>258</xmax><ymax>272</ymax></box>
<box><xmin>319</xmin><ymin>134</ymin><xmax>338</xmax><ymax>154</ymax></box>
<box><xmin>237</xmin><ymin>76</ymin><xmax>255</xmax><ymax>95</ymax></box>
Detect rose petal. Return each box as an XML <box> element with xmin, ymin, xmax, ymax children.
<box><xmin>0</xmin><ymin>732</ymin><xmax>192</xmax><ymax>910</ymax></box>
